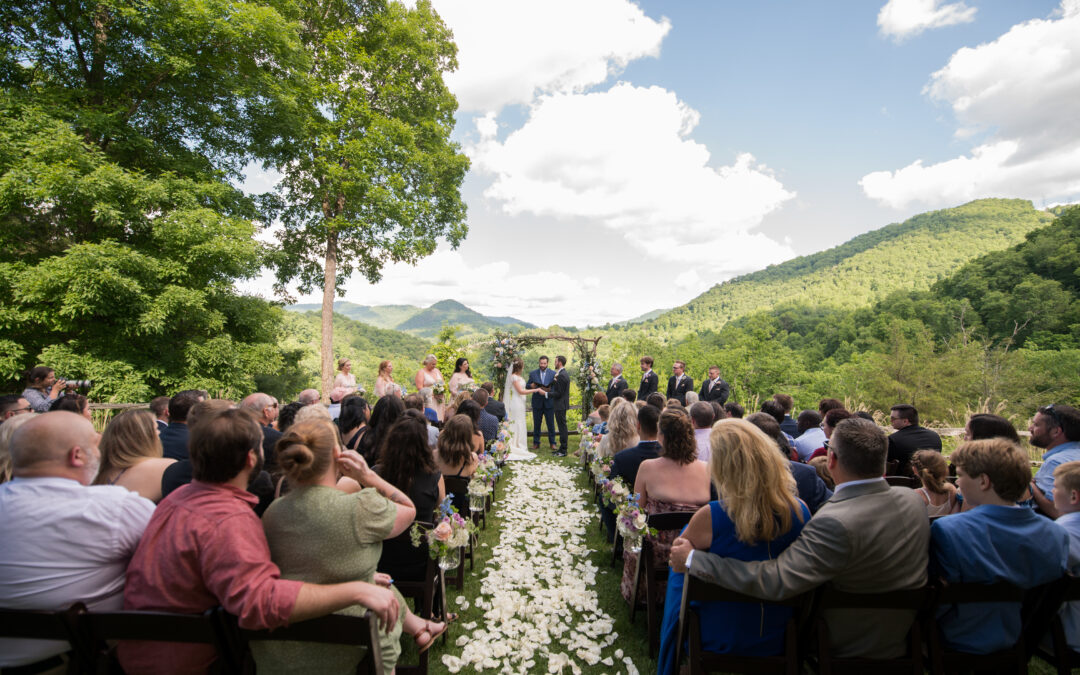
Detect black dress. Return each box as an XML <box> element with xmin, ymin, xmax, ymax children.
<box><xmin>376</xmin><ymin>470</ymin><xmax>441</xmax><ymax>582</ymax></box>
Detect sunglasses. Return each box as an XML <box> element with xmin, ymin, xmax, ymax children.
<box><xmin>1043</xmin><ymin>404</ymin><xmax>1063</xmax><ymax>427</ymax></box>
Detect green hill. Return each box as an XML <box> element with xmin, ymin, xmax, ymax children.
<box><xmin>395</xmin><ymin>299</ymin><xmax>535</xmax><ymax>338</ymax></box>
<box><xmin>620</xmin><ymin>199</ymin><xmax>1054</xmax><ymax>341</ymax></box>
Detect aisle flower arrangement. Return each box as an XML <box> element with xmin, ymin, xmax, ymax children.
<box><xmin>491</xmin><ymin>421</ymin><xmax>514</xmax><ymax>462</ymax></box>
<box><xmin>614</xmin><ymin>495</ymin><xmax>656</xmax><ymax>554</ymax></box>
<box><xmin>410</xmin><ymin>496</ymin><xmax>475</xmax><ymax>569</ymax></box>
<box><xmin>599</xmin><ymin>476</ymin><xmax>629</xmax><ymax>509</ymax></box>
<box><xmin>441</xmin><ymin>461</ymin><xmax>642</xmax><ymax>675</ymax></box>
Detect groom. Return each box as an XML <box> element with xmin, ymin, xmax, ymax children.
<box><xmin>527</xmin><ymin>356</ymin><xmax>555</xmax><ymax>450</ymax></box>
<box><xmin>550</xmin><ymin>356</ymin><xmax>571</xmax><ymax>456</ymax></box>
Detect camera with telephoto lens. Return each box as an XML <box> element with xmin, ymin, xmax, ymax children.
<box><xmin>60</xmin><ymin>378</ymin><xmax>93</xmax><ymax>391</ymax></box>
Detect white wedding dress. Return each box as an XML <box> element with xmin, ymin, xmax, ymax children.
<box><xmin>503</xmin><ymin>373</ymin><xmax>537</xmax><ymax>461</ymax></box>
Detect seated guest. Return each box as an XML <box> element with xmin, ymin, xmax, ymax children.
<box><xmin>255</xmin><ymin>418</ymin><xmax>444</xmax><ymax>674</ymax></box>
<box><xmin>149</xmin><ymin>396</ymin><xmax>170</xmax><ymax>433</ymax></box>
<box><xmin>455</xmin><ymin>400</ymin><xmax>487</xmax><ymax>454</ymax></box>
<box><xmin>597</xmin><ymin>401</ymin><xmax>639</xmax><ymax>460</ymax></box>
<box><xmin>587</xmin><ymin>392</ymin><xmax>608</xmax><ymax>425</ymax></box>
<box><xmin>121</xmin><ymin>408</ymin><xmax>402</xmax><ymax>675</ymax></box>
<box><xmin>684</xmin><ymin>390</ymin><xmax>699</xmax><ymax>406</ymax></box>
<box><xmin>471</xmin><ymin>389</ymin><xmax>500</xmax><ymax>443</ymax></box>
<box><xmin>444</xmin><ymin>391</ymin><xmax>471</xmax><ymax>420</ymax></box>
<box><xmin>297</xmin><ymin>388</ymin><xmax>321</xmax><ymax>406</ymax></box>
<box><xmin>657</xmin><ymin>419</ymin><xmax>810</xmax><ymax>672</ymax></box>
<box><xmin>887</xmin><ymin>403</ymin><xmax>942</xmax><ymax>477</ymax></box>
<box><xmin>911</xmin><ymin>449</ymin><xmax>958</xmax><ymax>516</ymax></box>
<box><xmin>759</xmin><ymin>400</ymin><xmax>795</xmax><ymax>448</ymax></box>
<box><xmin>1053</xmin><ymin>461</ymin><xmax>1080</xmax><ymax>652</ymax></box>
<box><xmin>671</xmin><ymin>418</ymin><xmax>930</xmax><ymax>659</ymax></box>
<box><xmin>377</xmin><ymin>413</ymin><xmax>446</xmax><ymax>581</ymax></box>
<box><xmin>159</xmin><ymin>389</ymin><xmax>206</xmax><ymax>460</ymax></box>
<box><xmin>327</xmin><ymin>386</ymin><xmax>349</xmax><ymax>420</ymax></box>
<box><xmin>240</xmin><ymin>392</ymin><xmax>282</xmax><ymax>474</ymax></box>
<box><xmin>0</xmin><ymin>412</ymin><xmax>155</xmax><ymax>671</ymax></box>
<box><xmin>49</xmin><ymin>392</ymin><xmax>92</xmax><ymax>421</ymax></box>
<box><xmin>773</xmin><ymin>394</ymin><xmax>798</xmax><ymax>437</ymax></box>
<box><xmin>277</xmin><ymin>400</ymin><xmax>304</xmax><ymax>433</ymax></box>
<box><xmin>356</xmin><ymin>395</ymin><xmax>405</xmax><ymax>466</ymax></box>
<box><xmin>710</xmin><ymin>401</ymin><xmax>727</xmax><ymax>423</ymax></box>
<box><xmin>620</xmin><ymin>389</ymin><xmax>637</xmax><ymax>404</ymax></box>
<box><xmin>592</xmin><ymin>404</ymin><xmax>611</xmax><ymax>434</ymax></box>
<box><xmin>689</xmin><ymin>401</ymin><xmax>715</xmax><ymax>462</ymax></box>
<box><xmin>1029</xmin><ymin>404</ymin><xmax>1080</xmax><ymax>518</ymax></box>
<box><xmin>0</xmin><ymin>393</ymin><xmax>33</xmax><ymax>423</ymax></box>
<box><xmin>403</xmin><ymin>394</ymin><xmax>437</xmax><ymax>448</ymax></box>
<box><xmin>646</xmin><ymin>392</ymin><xmax>667</xmax><ymax>410</ymax></box>
<box><xmin>818</xmin><ymin>398</ymin><xmax>844</xmax><ymax>417</ymax></box>
<box><xmin>338</xmin><ymin>396</ymin><xmax>370</xmax><ymax>451</ymax></box>
<box><xmin>480</xmin><ymin>382</ymin><xmax>505</xmax><ymax>421</ymax></box>
<box><xmin>931</xmin><ymin>438</ymin><xmax>1068</xmax><ymax>654</ymax></box>
<box><xmin>621</xmin><ymin>408</ymin><xmax>711</xmax><ymax>603</ymax></box>
<box><xmin>93</xmin><ymin>409</ymin><xmax>176</xmax><ymax>502</ymax></box>
<box><xmin>747</xmin><ymin>413</ymin><xmax>832</xmax><ymax>514</ymax></box>
<box><xmin>792</xmin><ymin>410</ymin><xmax>824</xmax><ymax>461</ymax></box>
<box><xmin>808</xmin><ymin>408</ymin><xmax>853</xmax><ymax>461</ymax></box>
<box><xmin>965</xmin><ymin>413</ymin><xmax>1021</xmax><ymax>442</ymax></box>
<box><xmin>0</xmin><ymin>414</ymin><xmax>34</xmax><ymax>483</ymax></box>
<box><xmin>808</xmin><ymin>455</ymin><xmax>835</xmax><ymax>489</ymax></box>
<box><xmin>724</xmin><ymin>402</ymin><xmax>744</xmax><ymax>419</ymax></box>
<box><xmin>435</xmin><ymin>415</ymin><xmax>479</xmax><ymax>514</ymax></box>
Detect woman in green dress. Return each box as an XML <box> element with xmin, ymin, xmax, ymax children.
<box><xmin>256</xmin><ymin>419</ymin><xmax>446</xmax><ymax>674</ymax></box>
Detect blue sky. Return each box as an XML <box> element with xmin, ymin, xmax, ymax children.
<box><xmin>241</xmin><ymin>0</ymin><xmax>1079</xmax><ymax>326</ymax></box>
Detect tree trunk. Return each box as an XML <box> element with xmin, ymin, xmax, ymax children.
<box><xmin>320</xmin><ymin>230</ymin><xmax>338</xmax><ymax>403</ymax></box>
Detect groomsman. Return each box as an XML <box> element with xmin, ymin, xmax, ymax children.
<box><xmin>666</xmin><ymin>360</ymin><xmax>693</xmax><ymax>405</ymax></box>
<box><xmin>638</xmin><ymin>356</ymin><xmax>659</xmax><ymax>400</ymax></box>
<box><xmin>606</xmin><ymin>363</ymin><xmax>628</xmax><ymax>402</ymax></box>
<box><xmin>699</xmin><ymin>365</ymin><xmax>730</xmax><ymax>405</ymax></box>
<box><xmin>527</xmin><ymin>356</ymin><xmax>555</xmax><ymax>449</ymax></box>
<box><xmin>550</xmin><ymin>356</ymin><xmax>571</xmax><ymax>455</ymax></box>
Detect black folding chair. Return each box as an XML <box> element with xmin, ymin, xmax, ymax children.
<box><xmin>81</xmin><ymin>606</ymin><xmax>239</xmax><ymax>674</ymax></box>
<box><xmin>629</xmin><ymin>511</ymin><xmax>695</xmax><ymax>657</ymax></box>
<box><xmin>239</xmin><ymin>612</ymin><xmax>384</xmax><ymax>675</ymax></box>
<box><xmin>1033</xmin><ymin>575</ymin><xmax>1080</xmax><ymax>675</ymax></box>
<box><xmin>0</xmin><ymin>603</ymin><xmax>87</xmax><ymax>674</ymax></box>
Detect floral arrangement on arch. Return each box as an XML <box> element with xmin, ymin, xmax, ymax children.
<box><xmin>487</xmin><ymin>331</ymin><xmax>546</xmax><ymax>391</ymax></box>
<box><xmin>572</xmin><ymin>339</ymin><xmax>602</xmax><ymax>419</ymax></box>
<box><xmin>410</xmin><ymin>496</ymin><xmax>474</xmax><ymax>559</ymax></box>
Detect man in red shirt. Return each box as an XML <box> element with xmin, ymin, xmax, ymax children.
<box><xmin>120</xmin><ymin>408</ymin><xmax>400</xmax><ymax>674</ymax></box>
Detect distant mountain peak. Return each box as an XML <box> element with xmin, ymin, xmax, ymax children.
<box><xmin>430</xmin><ymin>299</ymin><xmax>470</xmax><ymax>311</ymax></box>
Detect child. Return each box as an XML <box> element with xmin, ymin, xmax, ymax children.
<box><xmin>1053</xmin><ymin>461</ymin><xmax>1080</xmax><ymax>652</ymax></box>
<box><xmin>930</xmin><ymin>438</ymin><xmax>1069</xmax><ymax>654</ymax></box>
<box><xmin>911</xmin><ymin>450</ymin><xmax>959</xmax><ymax>516</ymax></box>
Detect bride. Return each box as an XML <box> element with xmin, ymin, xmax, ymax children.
<box><xmin>503</xmin><ymin>358</ymin><xmax>541</xmax><ymax>461</ymax></box>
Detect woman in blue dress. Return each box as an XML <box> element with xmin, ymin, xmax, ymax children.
<box><xmin>657</xmin><ymin>418</ymin><xmax>811</xmax><ymax>675</ymax></box>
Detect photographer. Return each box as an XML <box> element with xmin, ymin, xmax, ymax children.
<box><xmin>21</xmin><ymin>367</ymin><xmax>67</xmax><ymax>413</ymax></box>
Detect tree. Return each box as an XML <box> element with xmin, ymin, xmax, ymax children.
<box><xmin>270</xmin><ymin>0</ymin><xmax>469</xmax><ymax>399</ymax></box>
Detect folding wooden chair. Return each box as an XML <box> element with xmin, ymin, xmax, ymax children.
<box><xmin>812</xmin><ymin>585</ymin><xmax>931</xmax><ymax>675</ymax></box>
<box><xmin>0</xmin><ymin>603</ymin><xmax>88</xmax><ymax>674</ymax></box>
<box><xmin>441</xmin><ymin>475</ymin><xmax>476</xmax><ymax>589</ymax></box>
<box><xmin>1033</xmin><ymin>575</ymin><xmax>1080</xmax><ymax>675</ymax></box>
<box><xmin>675</xmin><ymin>576</ymin><xmax>807</xmax><ymax>675</ymax></box>
<box><xmin>629</xmin><ymin>511</ymin><xmax>694</xmax><ymax>657</ymax></box>
<box><xmin>394</xmin><ymin>541</ymin><xmax>445</xmax><ymax>675</ymax></box>
<box><xmin>239</xmin><ymin>612</ymin><xmax>384</xmax><ymax>675</ymax></box>
<box><xmin>81</xmin><ymin>606</ymin><xmax>239</xmax><ymax>674</ymax></box>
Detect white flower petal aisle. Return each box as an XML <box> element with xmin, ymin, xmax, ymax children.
<box><xmin>441</xmin><ymin>460</ymin><xmax>642</xmax><ymax>675</ymax></box>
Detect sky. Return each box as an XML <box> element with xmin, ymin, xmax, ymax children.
<box><xmin>237</xmin><ymin>0</ymin><xmax>1080</xmax><ymax>327</ymax></box>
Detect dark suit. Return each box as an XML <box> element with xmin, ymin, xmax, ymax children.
<box><xmin>605</xmin><ymin>375</ymin><xmax>628</xmax><ymax>403</ymax></box>
<box><xmin>779</xmin><ymin>414</ymin><xmax>798</xmax><ymax>438</ymax></box>
<box><xmin>687</xmin><ymin>481</ymin><xmax>929</xmax><ymax>659</ymax></box>
<box><xmin>550</xmin><ymin>368</ymin><xmax>570</xmax><ymax>449</ymax></box>
<box><xmin>887</xmin><ymin>425</ymin><xmax>942</xmax><ymax>476</ymax></box>
<box><xmin>156</xmin><ymin>419</ymin><xmax>168</xmax><ymax>435</ymax></box>
<box><xmin>789</xmin><ymin>461</ymin><xmax>832</xmax><ymax>513</ymax></box>
<box><xmin>666</xmin><ymin>374</ymin><xmax>693</xmax><ymax>405</ymax></box>
<box><xmin>699</xmin><ymin>377</ymin><xmax>730</xmax><ymax>405</ymax></box>
<box><xmin>262</xmin><ymin>424</ymin><xmax>282</xmax><ymax>476</ymax></box>
<box><xmin>484</xmin><ymin>398</ymin><xmax>505</xmax><ymax>422</ymax></box>
<box><xmin>527</xmin><ymin>367</ymin><xmax>555</xmax><ymax>448</ymax></box>
<box><xmin>159</xmin><ymin>422</ymin><xmax>190</xmax><ymax>461</ymax></box>
<box><xmin>638</xmin><ymin>370</ymin><xmax>659</xmax><ymax>400</ymax></box>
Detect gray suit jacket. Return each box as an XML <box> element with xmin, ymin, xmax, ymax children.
<box><xmin>688</xmin><ymin>480</ymin><xmax>929</xmax><ymax>658</ymax></box>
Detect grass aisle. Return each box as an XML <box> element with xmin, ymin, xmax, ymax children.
<box><xmin>426</xmin><ymin>447</ymin><xmax>657</xmax><ymax>675</ymax></box>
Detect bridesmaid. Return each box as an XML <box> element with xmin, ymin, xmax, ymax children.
<box><xmin>414</xmin><ymin>355</ymin><xmax>445</xmax><ymax>419</ymax></box>
<box><xmin>333</xmin><ymin>358</ymin><xmax>357</xmax><ymax>394</ymax></box>
<box><xmin>374</xmin><ymin>360</ymin><xmax>400</xmax><ymax>398</ymax></box>
<box><xmin>448</xmin><ymin>358</ymin><xmax>474</xmax><ymax>396</ymax></box>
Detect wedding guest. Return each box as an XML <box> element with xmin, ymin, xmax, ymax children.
<box><xmin>480</xmin><ymin>382</ymin><xmax>505</xmax><ymax>421</ymax></box>
<box><xmin>327</xmin><ymin>386</ymin><xmax>349</xmax><ymax>420</ymax></box>
<box><xmin>760</xmin><ymin>400</ymin><xmax>795</xmax><ymax>448</ymax></box>
<box><xmin>471</xmin><ymin>389</ymin><xmax>500</xmax><ymax>443</ymax></box>
<box><xmin>1030</xmin><ymin>404</ymin><xmax>1080</xmax><ymax>518</ymax></box>
<box><xmin>606</xmin><ymin>363</ymin><xmax>628</xmax><ymax>403</ymax></box>
<box><xmin>698</xmin><ymin>366</ymin><xmax>730</xmax><ymax>405</ymax></box>
<box><xmin>747</xmin><ymin>413</ymin><xmax>832</xmax><ymax>514</ymax></box>
<box><xmin>965</xmin><ymin>413</ymin><xmax>1021</xmax><ymax>442</ymax></box>
<box><xmin>710</xmin><ymin>401</ymin><xmax>727</xmax><ymax>424</ymax></box>
<box><xmin>773</xmin><ymin>394</ymin><xmax>798</xmax><ymax>437</ymax></box>
<box><xmin>93</xmin><ymin>409</ymin><xmax>176</xmax><ymax>502</ymax></box>
<box><xmin>931</xmin><ymin>438</ymin><xmax>1068</xmax><ymax>653</ymax></box>
<box><xmin>357</xmin><ymin>395</ymin><xmax>405</xmax><ymax>465</ymax></box>
<box><xmin>793</xmin><ymin>410</ymin><xmax>825</xmax><ymax>461</ymax></box>
<box><xmin>888</xmin><ymin>404</ymin><xmax>942</xmax><ymax>477</ymax></box>
<box><xmin>21</xmin><ymin>366</ymin><xmax>66</xmax><ymax>413</ymax></box>
<box><xmin>638</xmin><ymin>356</ymin><xmax>659</xmax><ymax>400</ymax></box>
<box><xmin>670</xmin><ymin>418</ymin><xmax>931</xmax><ymax>660</ymax></box>
<box><xmin>0</xmin><ymin>412</ymin><xmax>155</xmax><ymax>671</ymax></box>
<box><xmin>592</xmin><ymin>405</ymin><xmax>611</xmax><ymax>434</ymax></box>
<box><xmin>657</xmin><ymin>419</ymin><xmax>810</xmax><ymax>672</ymax></box>
<box><xmin>808</xmin><ymin>408</ymin><xmax>853</xmax><ymax>461</ymax></box>
<box><xmin>597</xmin><ymin>399</ymin><xmax>639</xmax><ymax>459</ymax></box>
<box><xmin>435</xmin><ymin>415</ymin><xmax>479</xmax><ymax>515</ymax></box>
<box><xmin>160</xmin><ymin>389</ymin><xmax>206</xmax><ymax>461</ymax></box>
<box><xmin>374</xmin><ymin>360</ymin><xmax>401</xmax><ymax>398</ymax></box>
<box><xmin>0</xmin><ymin>394</ymin><xmax>31</xmax><ymax>423</ymax></box>
<box><xmin>377</xmin><ymin>413</ymin><xmax>446</xmax><ymax>581</ymax></box>
<box><xmin>621</xmin><ymin>408</ymin><xmax>711</xmax><ymax>603</ymax></box>
<box><xmin>149</xmin><ymin>396</ymin><xmax>170</xmax><ymax>433</ymax></box>
<box><xmin>455</xmin><ymin>400</ymin><xmax>486</xmax><ymax>454</ymax></box>
<box><xmin>690</xmin><ymin>402</ymin><xmax>715</xmax><ymax>462</ymax></box>
<box><xmin>277</xmin><ymin>401</ymin><xmax>304</xmax><ymax>434</ymax></box>
<box><xmin>448</xmin><ymin>358</ymin><xmax>475</xmax><ymax>396</ymax></box>
<box><xmin>684</xmin><ymin>391</ymin><xmax>699</xmax><ymax>406</ymax></box>
<box><xmin>445</xmin><ymin>390</ymin><xmax>471</xmax><ymax>420</ymax></box>
<box><xmin>647</xmin><ymin>392</ymin><xmax>667</xmax><ymax>410</ymax></box>
<box><xmin>415</xmin><ymin>355</ymin><xmax>445</xmax><ymax>418</ymax></box>
<box><xmin>121</xmin><ymin>408</ymin><xmax>401</xmax><ymax>675</ymax></box>
<box><xmin>1052</xmin><ymin>461</ymin><xmax>1080</xmax><ymax>652</ymax></box>
<box><xmin>587</xmin><ymin>392</ymin><xmax>608</xmax><ymax>425</ymax></box>
<box><xmin>911</xmin><ymin>449</ymin><xmax>958</xmax><ymax>516</ymax></box>
<box><xmin>666</xmin><ymin>361</ymin><xmax>693</xmax><ymax>405</ymax></box>
<box><xmin>819</xmin><ymin>398</ymin><xmax>844</xmax><ymax>417</ymax></box>
<box><xmin>724</xmin><ymin>402</ymin><xmax>744</xmax><ymax>419</ymax></box>
<box><xmin>255</xmin><ymin>418</ymin><xmax>445</xmax><ymax>674</ymax></box>
<box><xmin>298</xmin><ymin>389</ymin><xmax>321</xmax><ymax>406</ymax></box>
<box><xmin>0</xmin><ymin>414</ymin><xmax>34</xmax><ymax>483</ymax></box>
<box><xmin>50</xmin><ymin>392</ymin><xmax>92</xmax><ymax>421</ymax></box>
<box><xmin>338</xmin><ymin>396</ymin><xmax>371</xmax><ymax>451</ymax></box>
<box><xmin>240</xmin><ymin>393</ymin><xmax>282</xmax><ymax>474</ymax></box>
<box><xmin>808</xmin><ymin>455</ymin><xmax>835</xmax><ymax>489</ymax></box>
<box><xmin>620</xmin><ymin>389</ymin><xmax>637</xmax><ymax>404</ymax></box>
<box><xmin>333</xmin><ymin>357</ymin><xmax>357</xmax><ymax>393</ymax></box>
<box><xmin>403</xmin><ymin>394</ymin><xmax>438</xmax><ymax>448</ymax></box>
<box><xmin>294</xmin><ymin>401</ymin><xmax>332</xmax><ymax>425</ymax></box>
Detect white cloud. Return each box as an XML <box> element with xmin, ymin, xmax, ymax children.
<box><xmin>877</xmin><ymin>0</ymin><xmax>977</xmax><ymax>41</ymax></box>
<box><xmin>862</xmin><ymin>1</ymin><xmax>1080</xmax><ymax>209</ymax></box>
<box><xmin>431</xmin><ymin>0</ymin><xmax>671</xmax><ymax>113</ymax></box>
<box><xmin>470</xmin><ymin>83</ymin><xmax>796</xmax><ymax>270</ymax></box>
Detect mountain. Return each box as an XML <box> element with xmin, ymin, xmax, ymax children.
<box><xmin>394</xmin><ymin>299</ymin><xmax>535</xmax><ymax>338</ymax></box>
<box><xmin>285</xmin><ymin>299</ymin><xmax>534</xmax><ymax>338</ymax></box>
<box><xmin>622</xmin><ymin>199</ymin><xmax>1055</xmax><ymax>341</ymax></box>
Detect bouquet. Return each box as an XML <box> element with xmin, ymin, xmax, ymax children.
<box><xmin>431</xmin><ymin>380</ymin><xmax>447</xmax><ymax>398</ymax></box>
<box><xmin>599</xmin><ymin>474</ymin><xmax>628</xmax><ymax>509</ymax></box>
<box><xmin>460</xmin><ymin>380</ymin><xmax>479</xmax><ymax>393</ymax></box>
<box><xmin>410</xmin><ymin>496</ymin><xmax>474</xmax><ymax>561</ymax></box>
<box><xmin>615</xmin><ymin>494</ymin><xmax>657</xmax><ymax>552</ymax></box>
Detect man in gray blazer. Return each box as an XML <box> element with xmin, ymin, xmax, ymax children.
<box><xmin>670</xmin><ymin>417</ymin><xmax>929</xmax><ymax>659</ymax></box>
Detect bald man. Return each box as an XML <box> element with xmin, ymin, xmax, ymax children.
<box><xmin>0</xmin><ymin>412</ymin><xmax>155</xmax><ymax>670</ymax></box>
<box><xmin>240</xmin><ymin>392</ymin><xmax>282</xmax><ymax>474</ymax></box>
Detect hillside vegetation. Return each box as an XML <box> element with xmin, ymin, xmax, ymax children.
<box><xmin>286</xmin><ymin>299</ymin><xmax>534</xmax><ymax>338</ymax></box>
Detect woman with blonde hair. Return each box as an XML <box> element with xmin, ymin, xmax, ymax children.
<box><xmin>597</xmin><ymin>400</ymin><xmax>638</xmax><ymax>458</ymax></box>
<box><xmin>656</xmin><ymin>419</ymin><xmax>810</xmax><ymax>672</ymax></box>
<box><xmin>333</xmin><ymin>357</ymin><xmax>357</xmax><ymax>393</ymax></box>
<box><xmin>374</xmin><ymin>360</ymin><xmax>400</xmax><ymax>398</ymax></box>
<box><xmin>93</xmin><ymin>409</ymin><xmax>176</xmax><ymax>502</ymax></box>
<box><xmin>256</xmin><ymin>419</ymin><xmax>445</xmax><ymax>674</ymax></box>
<box><xmin>414</xmin><ymin>355</ymin><xmax>445</xmax><ymax>420</ymax></box>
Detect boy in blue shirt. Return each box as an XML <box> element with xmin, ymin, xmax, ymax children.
<box><xmin>1053</xmin><ymin>461</ymin><xmax>1080</xmax><ymax>652</ymax></box>
<box><xmin>931</xmin><ymin>438</ymin><xmax>1069</xmax><ymax>653</ymax></box>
